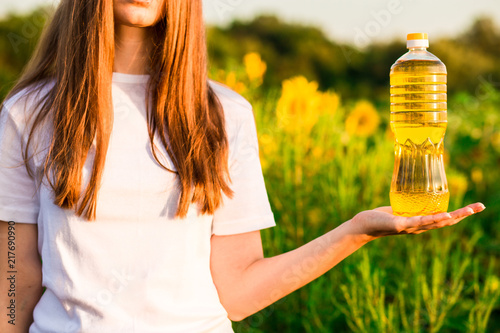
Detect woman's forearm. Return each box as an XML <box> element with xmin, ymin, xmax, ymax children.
<box><xmin>0</xmin><ymin>221</ymin><xmax>43</xmax><ymax>332</ymax></box>
<box><xmin>0</xmin><ymin>263</ymin><xmax>42</xmax><ymax>332</ymax></box>
<box><xmin>227</xmin><ymin>219</ymin><xmax>372</xmax><ymax>321</ymax></box>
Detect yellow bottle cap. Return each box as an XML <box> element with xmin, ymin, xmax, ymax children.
<box><xmin>407</xmin><ymin>33</ymin><xmax>428</xmax><ymax>41</ymax></box>
<box><xmin>406</xmin><ymin>33</ymin><xmax>429</xmax><ymax>49</ymax></box>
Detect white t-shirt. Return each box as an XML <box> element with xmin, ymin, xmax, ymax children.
<box><xmin>0</xmin><ymin>73</ymin><xmax>276</xmax><ymax>333</ymax></box>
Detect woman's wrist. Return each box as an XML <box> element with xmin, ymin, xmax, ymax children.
<box><xmin>342</xmin><ymin>218</ymin><xmax>378</xmax><ymax>245</ymax></box>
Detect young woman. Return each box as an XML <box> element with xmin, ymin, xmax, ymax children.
<box><xmin>0</xmin><ymin>0</ymin><xmax>485</xmax><ymax>332</ymax></box>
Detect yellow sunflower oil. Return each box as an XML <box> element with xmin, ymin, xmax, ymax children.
<box><xmin>390</xmin><ymin>33</ymin><xmax>449</xmax><ymax>216</ymax></box>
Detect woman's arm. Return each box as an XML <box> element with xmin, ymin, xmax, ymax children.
<box><xmin>210</xmin><ymin>203</ymin><xmax>485</xmax><ymax>321</ymax></box>
<box><xmin>0</xmin><ymin>221</ymin><xmax>43</xmax><ymax>332</ymax></box>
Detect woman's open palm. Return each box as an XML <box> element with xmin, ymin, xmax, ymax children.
<box><xmin>352</xmin><ymin>203</ymin><xmax>486</xmax><ymax>238</ymax></box>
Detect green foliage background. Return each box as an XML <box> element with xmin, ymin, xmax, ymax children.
<box><xmin>0</xmin><ymin>7</ymin><xmax>499</xmax><ymax>333</ymax></box>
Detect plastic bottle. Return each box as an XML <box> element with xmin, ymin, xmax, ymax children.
<box><xmin>390</xmin><ymin>33</ymin><xmax>449</xmax><ymax>216</ymax></box>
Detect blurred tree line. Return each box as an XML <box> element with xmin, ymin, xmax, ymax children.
<box><xmin>208</xmin><ymin>15</ymin><xmax>500</xmax><ymax>102</ymax></box>
<box><xmin>0</xmin><ymin>7</ymin><xmax>499</xmax><ymax>103</ymax></box>
<box><xmin>0</xmin><ymin>8</ymin><xmax>49</xmax><ymax>99</ymax></box>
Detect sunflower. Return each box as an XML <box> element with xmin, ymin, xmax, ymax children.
<box><xmin>471</xmin><ymin>168</ymin><xmax>484</xmax><ymax>185</ymax></box>
<box><xmin>345</xmin><ymin>101</ymin><xmax>380</xmax><ymax>137</ymax></box>
<box><xmin>277</xmin><ymin>76</ymin><xmax>320</xmax><ymax>135</ymax></box>
<box><xmin>244</xmin><ymin>52</ymin><xmax>267</xmax><ymax>84</ymax></box>
<box><xmin>318</xmin><ymin>90</ymin><xmax>340</xmax><ymax>117</ymax></box>
<box><xmin>221</xmin><ymin>71</ymin><xmax>246</xmax><ymax>94</ymax></box>
<box><xmin>276</xmin><ymin>76</ymin><xmax>340</xmax><ymax>136</ymax></box>
<box><xmin>490</xmin><ymin>275</ymin><xmax>500</xmax><ymax>292</ymax></box>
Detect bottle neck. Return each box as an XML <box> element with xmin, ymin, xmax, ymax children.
<box><xmin>408</xmin><ymin>47</ymin><xmax>428</xmax><ymax>51</ymax></box>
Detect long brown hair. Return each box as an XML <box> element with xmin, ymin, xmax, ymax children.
<box><xmin>2</xmin><ymin>0</ymin><xmax>232</xmax><ymax>220</ymax></box>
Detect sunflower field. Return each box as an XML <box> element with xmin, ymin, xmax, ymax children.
<box><xmin>212</xmin><ymin>53</ymin><xmax>500</xmax><ymax>333</ymax></box>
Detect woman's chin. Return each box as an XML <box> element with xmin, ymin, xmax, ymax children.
<box><xmin>117</xmin><ymin>20</ymin><xmax>155</xmax><ymax>28</ymax></box>
<box><xmin>114</xmin><ymin>1</ymin><xmax>163</xmax><ymax>27</ymax></box>
<box><xmin>115</xmin><ymin>13</ymin><xmax>158</xmax><ymax>28</ymax></box>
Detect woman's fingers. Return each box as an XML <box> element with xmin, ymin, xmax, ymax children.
<box><xmin>405</xmin><ymin>202</ymin><xmax>485</xmax><ymax>232</ymax></box>
<box><xmin>398</xmin><ymin>214</ymin><xmax>446</xmax><ymax>234</ymax></box>
<box><xmin>450</xmin><ymin>203</ymin><xmax>485</xmax><ymax>218</ymax></box>
<box><xmin>409</xmin><ymin>212</ymin><xmax>451</xmax><ymax>228</ymax></box>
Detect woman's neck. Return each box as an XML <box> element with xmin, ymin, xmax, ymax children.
<box><xmin>114</xmin><ymin>25</ymin><xmax>152</xmax><ymax>75</ymax></box>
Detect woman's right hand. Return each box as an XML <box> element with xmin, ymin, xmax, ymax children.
<box><xmin>349</xmin><ymin>203</ymin><xmax>486</xmax><ymax>240</ymax></box>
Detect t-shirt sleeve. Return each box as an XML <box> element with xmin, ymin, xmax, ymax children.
<box><xmin>212</xmin><ymin>107</ymin><xmax>276</xmax><ymax>236</ymax></box>
<box><xmin>0</xmin><ymin>106</ymin><xmax>39</xmax><ymax>223</ymax></box>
